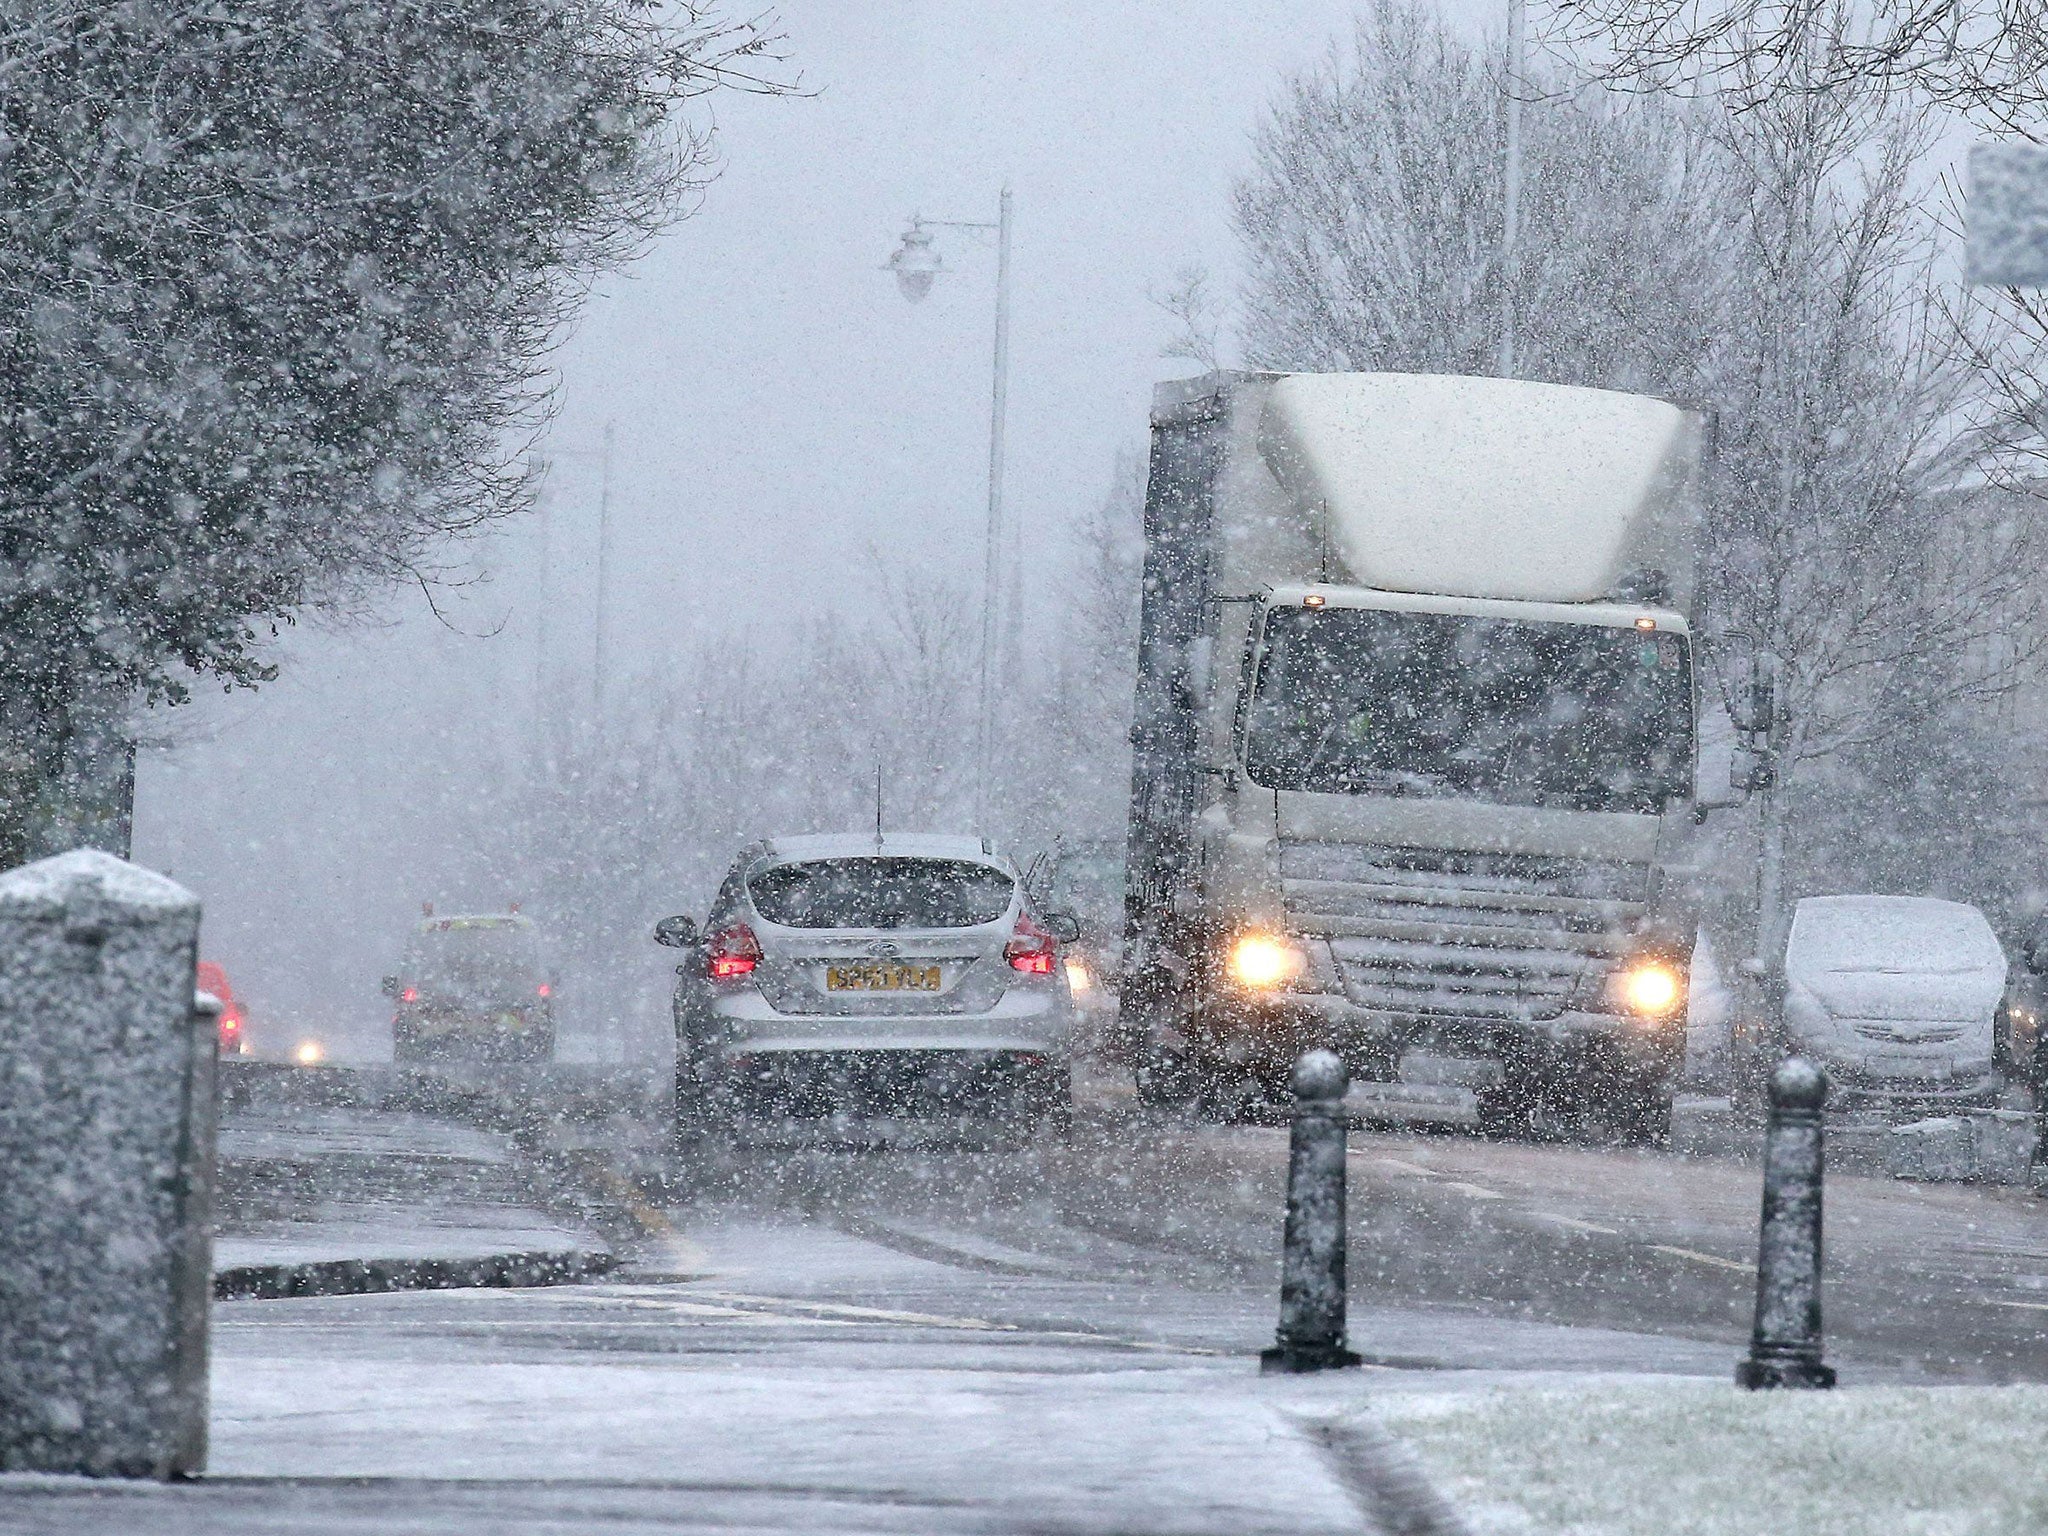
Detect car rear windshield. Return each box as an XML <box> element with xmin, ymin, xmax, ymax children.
<box><xmin>748</xmin><ymin>858</ymin><xmax>1015</xmax><ymax>930</ymax></box>
<box><xmin>402</xmin><ymin>920</ymin><xmax>544</xmax><ymax>1007</ymax></box>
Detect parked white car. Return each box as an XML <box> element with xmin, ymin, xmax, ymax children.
<box><xmin>1783</xmin><ymin>895</ymin><xmax>2006</xmax><ymax>1106</ymax></box>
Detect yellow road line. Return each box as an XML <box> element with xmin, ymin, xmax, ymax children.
<box><xmin>585</xmin><ymin>1165</ymin><xmax>714</xmax><ymax>1272</ymax></box>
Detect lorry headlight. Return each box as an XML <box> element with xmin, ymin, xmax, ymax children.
<box><xmin>1227</xmin><ymin>932</ymin><xmax>1307</xmax><ymax>991</ymax></box>
<box><xmin>1608</xmin><ymin>959</ymin><xmax>1685</xmax><ymax>1019</ymax></box>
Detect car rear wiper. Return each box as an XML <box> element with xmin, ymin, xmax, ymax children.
<box><xmin>1335</xmin><ymin>767</ymin><xmax>1450</xmax><ymax>795</ymax></box>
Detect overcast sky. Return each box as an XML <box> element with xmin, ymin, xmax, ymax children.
<box><xmin>134</xmin><ymin>1</ymin><xmax>1501</xmax><ymax>1051</ymax></box>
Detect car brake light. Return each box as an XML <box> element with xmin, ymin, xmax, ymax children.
<box><xmin>1006</xmin><ymin>915</ymin><xmax>1058</xmax><ymax>975</ymax></box>
<box><xmin>536</xmin><ymin>982</ymin><xmax>551</xmax><ymax>998</ymax></box>
<box><xmin>400</xmin><ymin>987</ymin><xmax>418</xmax><ymax>1004</ymax></box>
<box><xmin>706</xmin><ymin>923</ymin><xmax>762</xmax><ymax>979</ymax></box>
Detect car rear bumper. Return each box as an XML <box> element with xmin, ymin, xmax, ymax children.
<box><xmin>706</xmin><ymin>986</ymin><xmax>1073</xmax><ymax>1054</ymax></box>
<box><xmin>696</xmin><ymin>1046</ymin><xmax>1067</xmax><ymax>1121</ymax></box>
<box><xmin>394</xmin><ymin>1008</ymin><xmax>552</xmax><ymax>1063</ymax></box>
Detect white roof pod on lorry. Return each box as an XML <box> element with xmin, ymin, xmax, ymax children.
<box><xmin>1255</xmin><ymin>372</ymin><xmax>1704</xmax><ymax>606</ymax></box>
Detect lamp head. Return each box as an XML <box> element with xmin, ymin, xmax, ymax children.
<box><xmin>888</xmin><ymin>222</ymin><xmax>941</xmax><ymax>302</ymax></box>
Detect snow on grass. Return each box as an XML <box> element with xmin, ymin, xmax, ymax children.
<box><xmin>1372</xmin><ymin>1378</ymin><xmax>2048</xmax><ymax>1535</ymax></box>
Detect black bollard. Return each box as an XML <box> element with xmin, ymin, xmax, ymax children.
<box><xmin>1737</xmin><ymin>1057</ymin><xmax>1836</xmax><ymax>1390</ymax></box>
<box><xmin>1261</xmin><ymin>1049</ymin><xmax>1362</xmax><ymax>1373</ymax></box>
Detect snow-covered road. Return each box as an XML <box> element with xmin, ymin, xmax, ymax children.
<box><xmin>8</xmin><ymin>1094</ymin><xmax>2048</xmax><ymax>1532</ymax></box>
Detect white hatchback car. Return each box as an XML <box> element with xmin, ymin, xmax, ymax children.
<box><xmin>655</xmin><ymin>834</ymin><xmax>1080</xmax><ymax>1138</ymax></box>
<box><xmin>1782</xmin><ymin>895</ymin><xmax>2007</xmax><ymax>1106</ymax></box>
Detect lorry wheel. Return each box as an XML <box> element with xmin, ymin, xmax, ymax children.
<box><xmin>1585</xmin><ymin>1072</ymin><xmax>1672</xmax><ymax>1145</ymax></box>
<box><xmin>1195</xmin><ymin>1072</ymin><xmax>1265</xmax><ymax>1125</ymax></box>
<box><xmin>1030</xmin><ymin>1067</ymin><xmax>1075</xmax><ymax>1138</ymax></box>
<box><xmin>1136</xmin><ymin>1048</ymin><xmax>1199</xmax><ymax>1110</ymax></box>
<box><xmin>1477</xmin><ymin>1067</ymin><xmax>1546</xmax><ymax>1140</ymax></box>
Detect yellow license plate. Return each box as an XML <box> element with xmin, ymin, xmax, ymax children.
<box><xmin>825</xmin><ymin>963</ymin><xmax>942</xmax><ymax>992</ymax></box>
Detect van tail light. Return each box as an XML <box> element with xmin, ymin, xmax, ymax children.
<box><xmin>1005</xmin><ymin>914</ymin><xmax>1058</xmax><ymax>975</ymax></box>
<box><xmin>706</xmin><ymin>923</ymin><xmax>762</xmax><ymax>980</ymax></box>
<box><xmin>400</xmin><ymin>987</ymin><xmax>418</xmax><ymax>1004</ymax></box>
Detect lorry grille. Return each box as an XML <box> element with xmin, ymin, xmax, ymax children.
<box><xmin>1279</xmin><ymin>841</ymin><xmax>1647</xmax><ymax>1022</ymax></box>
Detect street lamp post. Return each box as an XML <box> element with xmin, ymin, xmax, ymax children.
<box><xmin>1500</xmin><ymin>0</ymin><xmax>1524</xmax><ymax>378</ymax></box>
<box><xmin>887</xmin><ymin>187</ymin><xmax>1014</xmax><ymax>836</ymax></box>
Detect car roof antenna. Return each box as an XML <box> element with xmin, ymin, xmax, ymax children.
<box><xmin>874</xmin><ymin>761</ymin><xmax>885</xmax><ymax>849</ymax></box>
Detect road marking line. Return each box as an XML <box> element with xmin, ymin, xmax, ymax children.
<box><xmin>1533</xmin><ymin>1213</ymin><xmax>1620</xmax><ymax>1236</ymax></box>
<box><xmin>1443</xmin><ymin>1181</ymin><xmax>1504</xmax><ymax>1200</ymax></box>
<box><xmin>679</xmin><ymin>1290</ymin><xmax>1222</xmax><ymax>1354</ymax></box>
<box><xmin>690</xmin><ymin>1290</ymin><xmax>1018</xmax><ymax>1332</ymax></box>
<box><xmin>1368</xmin><ymin>1157</ymin><xmax>1440</xmax><ymax>1178</ymax></box>
<box><xmin>1988</xmin><ymin>1298</ymin><xmax>2048</xmax><ymax>1312</ymax></box>
<box><xmin>1652</xmin><ymin>1245</ymin><xmax>1752</xmax><ymax>1273</ymax></box>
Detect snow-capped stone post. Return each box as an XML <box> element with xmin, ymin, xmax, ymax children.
<box><xmin>0</xmin><ymin>850</ymin><xmax>214</xmax><ymax>1476</ymax></box>
<box><xmin>1738</xmin><ymin>1057</ymin><xmax>1836</xmax><ymax>1390</ymax></box>
<box><xmin>1261</xmin><ymin>1049</ymin><xmax>1361</xmax><ymax>1373</ymax></box>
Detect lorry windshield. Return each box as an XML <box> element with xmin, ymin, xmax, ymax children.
<box><xmin>1243</xmin><ymin>606</ymin><xmax>1692</xmax><ymax>814</ymax></box>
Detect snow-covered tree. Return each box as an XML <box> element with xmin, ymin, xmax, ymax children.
<box><xmin>1001</xmin><ymin>452</ymin><xmax>1144</xmax><ymax>857</ymax></box>
<box><xmin>0</xmin><ymin>1</ymin><xmax>782</xmax><ymax>862</ymax></box>
<box><xmin>1232</xmin><ymin>0</ymin><xmax>1732</xmax><ymax>399</ymax></box>
<box><xmin>1546</xmin><ymin>0</ymin><xmax>2048</xmax><ymax>127</ymax></box>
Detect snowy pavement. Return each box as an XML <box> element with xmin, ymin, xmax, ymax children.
<box><xmin>211</xmin><ymin>1106</ymin><xmax>611</xmax><ymax>1296</ymax></box>
<box><xmin>9</xmin><ymin>1097</ymin><xmax>2048</xmax><ymax>1530</ymax></box>
<box><xmin>5</xmin><ymin>1205</ymin><xmax>1721</xmax><ymax>1535</ymax></box>
<box><xmin>10</xmin><ymin>1199</ymin><xmax>2042</xmax><ymax>1533</ymax></box>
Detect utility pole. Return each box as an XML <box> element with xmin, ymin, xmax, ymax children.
<box><xmin>530</xmin><ymin>454</ymin><xmax>556</xmax><ymax>773</ymax></box>
<box><xmin>1500</xmin><ymin>0</ymin><xmax>1524</xmax><ymax>379</ymax></box>
<box><xmin>591</xmin><ymin>419</ymin><xmax>615</xmax><ymax>738</ymax></box>
<box><xmin>983</xmin><ymin>186</ymin><xmax>1013</xmax><ymax>837</ymax></box>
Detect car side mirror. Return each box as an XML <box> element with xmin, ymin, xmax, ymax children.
<box><xmin>654</xmin><ymin>915</ymin><xmax>699</xmax><ymax>949</ymax></box>
<box><xmin>379</xmin><ymin>975</ymin><xmax>400</xmax><ymax>997</ymax></box>
<box><xmin>1043</xmin><ymin>912</ymin><xmax>1082</xmax><ymax>944</ymax></box>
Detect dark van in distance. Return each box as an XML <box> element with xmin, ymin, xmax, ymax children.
<box><xmin>385</xmin><ymin>910</ymin><xmax>555</xmax><ymax>1064</ymax></box>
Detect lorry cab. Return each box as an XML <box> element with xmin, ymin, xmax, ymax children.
<box><xmin>1122</xmin><ymin>370</ymin><xmax>1711</xmax><ymax>1135</ymax></box>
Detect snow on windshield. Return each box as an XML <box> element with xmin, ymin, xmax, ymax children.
<box><xmin>1244</xmin><ymin>606</ymin><xmax>1693</xmax><ymax>814</ymax></box>
<box><xmin>747</xmin><ymin>858</ymin><xmax>1016</xmax><ymax>930</ymax></box>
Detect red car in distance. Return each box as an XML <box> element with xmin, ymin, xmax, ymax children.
<box><xmin>197</xmin><ymin>961</ymin><xmax>250</xmax><ymax>1056</ymax></box>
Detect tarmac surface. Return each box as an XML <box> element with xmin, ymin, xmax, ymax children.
<box><xmin>7</xmin><ymin>1079</ymin><xmax>2048</xmax><ymax>1532</ymax></box>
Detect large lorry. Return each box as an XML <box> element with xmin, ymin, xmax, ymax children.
<box><xmin>1119</xmin><ymin>370</ymin><xmax>1713</xmax><ymax>1136</ymax></box>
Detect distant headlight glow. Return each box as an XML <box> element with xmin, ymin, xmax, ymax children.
<box><xmin>1227</xmin><ymin>932</ymin><xmax>1306</xmax><ymax>991</ymax></box>
<box><xmin>293</xmin><ymin>1039</ymin><xmax>326</xmax><ymax>1066</ymax></box>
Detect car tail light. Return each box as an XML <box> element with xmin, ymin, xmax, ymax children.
<box><xmin>706</xmin><ymin>923</ymin><xmax>762</xmax><ymax>979</ymax></box>
<box><xmin>400</xmin><ymin>987</ymin><xmax>418</xmax><ymax>1004</ymax></box>
<box><xmin>1005</xmin><ymin>915</ymin><xmax>1058</xmax><ymax>975</ymax></box>
<box><xmin>536</xmin><ymin>982</ymin><xmax>552</xmax><ymax>998</ymax></box>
